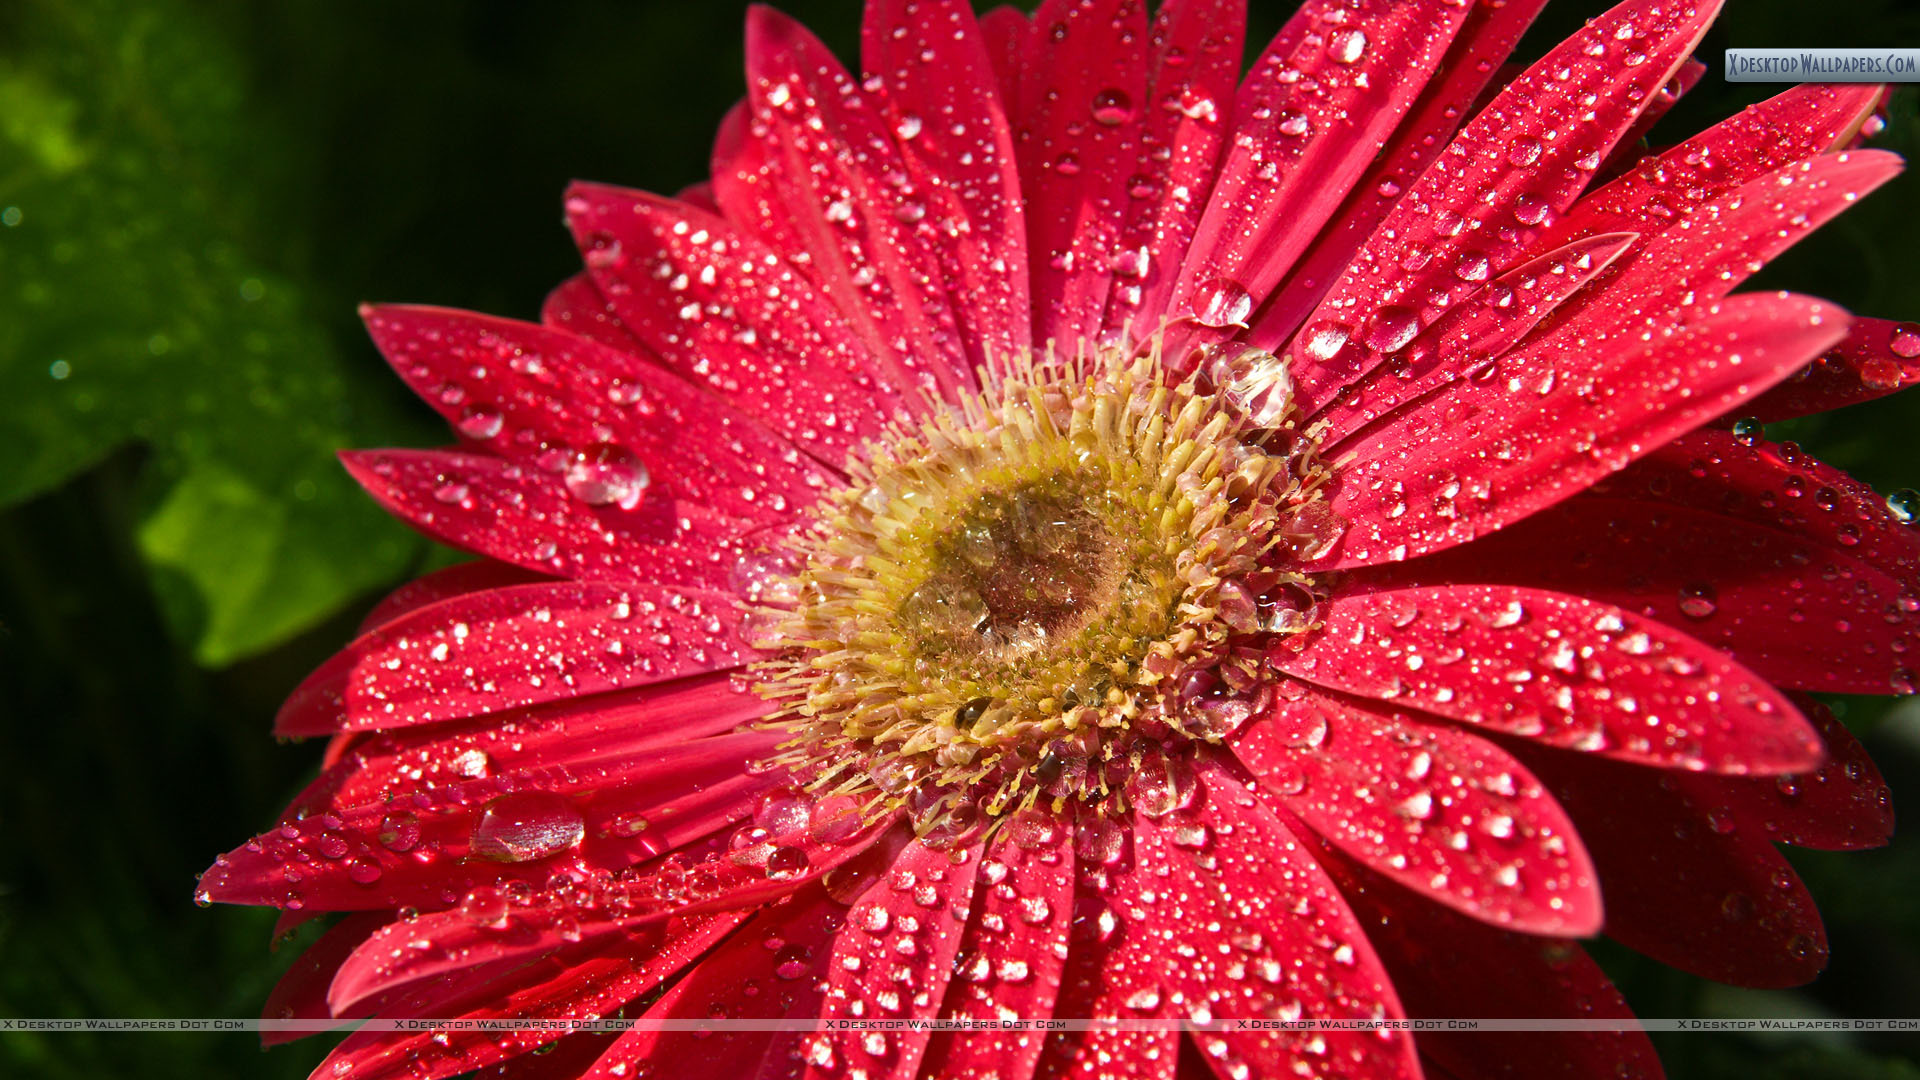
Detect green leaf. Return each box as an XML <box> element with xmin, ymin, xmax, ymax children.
<box><xmin>0</xmin><ymin>0</ymin><xmax>434</xmax><ymax>664</ymax></box>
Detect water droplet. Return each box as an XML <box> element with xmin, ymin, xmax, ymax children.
<box><xmin>378</xmin><ymin>812</ymin><xmax>422</xmax><ymax>852</ymax></box>
<box><xmin>563</xmin><ymin>444</ymin><xmax>650</xmax><ymax>509</ymax></box>
<box><xmin>1889</xmin><ymin>322</ymin><xmax>1920</xmax><ymax>360</ymax></box>
<box><xmin>1362</xmin><ymin>305</ymin><xmax>1420</xmax><ymax>354</ymax></box>
<box><xmin>1506</xmin><ymin>137</ymin><xmax>1543</xmax><ymax>167</ymax></box>
<box><xmin>1090</xmin><ymin>88</ymin><xmax>1134</xmax><ymax>126</ymax></box>
<box><xmin>894</xmin><ymin>114</ymin><xmax>924</xmax><ymax>141</ymax></box>
<box><xmin>456</xmin><ymin>406</ymin><xmax>503</xmax><ymax>440</ymax></box>
<box><xmin>470</xmin><ymin>792</ymin><xmax>586</xmax><ymax>863</ymax></box>
<box><xmin>1888</xmin><ymin>488</ymin><xmax>1920</xmax><ymax>524</ymax></box>
<box><xmin>460</xmin><ymin>886</ymin><xmax>510</xmax><ymax>929</ymax></box>
<box><xmin>1193</xmin><ymin>278</ymin><xmax>1253</xmax><ymax>328</ymax></box>
<box><xmin>1731</xmin><ymin>417</ymin><xmax>1764</xmax><ymax>446</ymax></box>
<box><xmin>1327</xmin><ymin>27</ymin><xmax>1367</xmax><ymax>64</ymax></box>
<box><xmin>1678</xmin><ymin>583</ymin><xmax>1718</xmax><ymax>619</ymax></box>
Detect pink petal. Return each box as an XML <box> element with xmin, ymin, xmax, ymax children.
<box><xmin>1105</xmin><ymin>0</ymin><xmax>1245</xmax><ymax>340</ymax></box>
<box><xmin>1326</xmin><ymin>292</ymin><xmax>1849</xmax><ymax>568</ymax></box>
<box><xmin>921</xmin><ymin>813</ymin><xmax>1076</xmax><ymax>1080</ymax></box>
<box><xmin>1319</xmin><ymin>846</ymin><xmax>1660</xmax><ymax>1080</ymax></box>
<box><xmin>1286</xmin><ymin>0</ymin><xmax>1721</xmax><ymax>412</ymax></box>
<box><xmin>861</xmin><ymin>0</ymin><xmax>1033</xmax><ymax>373</ymax></box>
<box><xmin>1317</xmin><ymin>231</ymin><xmax>1641</xmax><ymax>448</ymax></box>
<box><xmin>1013</xmin><ymin>0</ymin><xmax>1147</xmax><ymax>350</ymax></box>
<box><xmin>356</xmin><ymin>560</ymin><xmax>548</xmax><ymax>636</ymax></box>
<box><xmin>1244</xmin><ymin>0</ymin><xmax>1549</xmax><ymax>353</ymax></box>
<box><xmin>563</xmin><ymin>182</ymin><xmax>912</xmax><ymax>459</ymax></box>
<box><xmin>275</xmin><ymin>580</ymin><xmax>758</xmax><ymax>736</ymax></box>
<box><xmin>1231</xmin><ymin>686</ymin><xmax>1601</xmax><ymax>935</ymax></box>
<box><xmin>719</xmin><ymin>8</ymin><xmax>972</xmax><ymax>403</ymax></box>
<box><xmin>1670</xmin><ymin>696</ymin><xmax>1893</xmax><ymax>852</ymax></box>
<box><xmin>1145</xmin><ymin>762</ymin><xmax>1420</xmax><ymax>1080</ymax></box>
<box><xmin>1169</xmin><ymin>0</ymin><xmax>1473</xmax><ymax>355</ymax></box>
<box><xmin>1272</xmin><ymin>583</ymin><xmax>1822</xmax><ymax>774</ymax></box>
<box><xmin>1523</xmin><ymin>747</ymin><xmax>1830</xmax><ymax>988</ymax></box>
<box><xmin>540</xmin><ymin>272</ymin><xmax>646</xmax><ymax>353</ymax></box>
<box><xmin>1745</xmin><ymin>316</ymin><xmax>1920</xmax><ymax>421</ymax></box>
<box><xmin>806</xmin><ymin>837</ymin><xmax>986</xmax><ymax>1079</ymax></box>
<box><xmin>363</xmin><ymin>304</ymin><xmax>833</xmax><ymax>527</ymax></box>
<box><xmin>1352</xmin><ymin>429</ymin><xmax>1920</xmax><ymax>695</ymax></box>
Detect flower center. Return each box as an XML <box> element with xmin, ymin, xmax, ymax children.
<box><xmin>747</xmin><ymin>345</ymin><xmax>1341</xmax><ymax>844</ymax></box>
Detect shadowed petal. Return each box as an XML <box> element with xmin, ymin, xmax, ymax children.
<box><xmin>1522</xmin><ymin>747</ymin><xmax>1830</xmax><ymax>988</ymax></box>
<box><xmin>1745</xmin><ymin>316</ymin><xmax>1920</xmax><ymax>421</ymax></box>
<box><xmin>1318</xmin><ymin>844</ymin><xmax>1661</xmax><ymax>1080</ymax></box>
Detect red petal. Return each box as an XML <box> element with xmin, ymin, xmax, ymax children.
<box><xmin>260</xmin><ymin>911</ymin><xmax>392</xmax><ymax>1044</ymax></box>
<box><xmin>292</xmin><ymin>674</ymin><xmax>771</xmax><ymax>817</ymax></box>
<box><xmin>202</xmin><ymin>729</ymin><xmax>781</xmax><ymax>916</ymax></box>
<box><xmin>1015</xmin><ymin>0</ymin><xmax>1148</xmax><ymax>348</ymax></box>
<box><xmin>541</xmin><ymin>273</ymin><xmax>646</xmax><ymax>353</ymax></box>
<box><xmin>1032</xmin><ymin>807</ymin><xmax>1179</xmax><ymax>1080</ymax></box>
<box><xmin>922</xmin><ymin>813</ymin><xmax>1076</xmax><ymax>1080</ymax></box>
<box><xmin>1538</xmin><ymin>83</ymin><xmax>1884</xmax><ymax>251</ymax></box>
<box><xmin>1745</xmin><ymin>316</ymin><xmax>1920</xmax><ymax>421</ymax></box>
<box><xmin>1169</xmin><ymin>0</ymin><xmax>1473</xmax><ymax>354</ymax></box>
<box><xmin>720</xmin><ymin>9</ymin><xmax>972</xmax><ymax>403</ymax></box>
<box><xmin>563</xmin><ymin>182</ymin><xmax>912</xmax><ymax>459</ymax></box>
<box><xmin>586</xmin><ymin>865</ymin><xmax>918</xmax><ymax>1080</ymax></box>
<box><xmin>316</xmin><ymin>916</ymin><xmax>740</xmax><ymax>1080</ymax></box>
<box><xmin>1105</xmin><ymin>0</ymin><xmax>1245</xmax><ymax>340</ymax></box>
<box><xmin>1286</xmin><ymin>0</ymin><xmax>1721</xmax><ymax>413</ymax></box>
<box><xmin>1592</xmin><ymin>56</ymin><xmax>1707</xmax><ymax>181</ymax></box>
<box><xmin>324</xmin><ymin>819</ymin><xmax>889</xmax><ymax>1013</ymax></box>
<box><xmin>1671</xmin><ymin>697</ymin><xmax>1893</xmax><ymax>851</ymax></box>
<box><xmin>342</xmin><ymin>449</ymin><xmax>754</xmax><ymax>588</ymax></box>
<box><xmin>1522</xmin><ymin>747</ymin><xmax>1830</xmax><ymax>988</ymax></box>
<box><xmin>1232</xmin><ymin>687</ymin><xmax>1600</xmax><ymax>935</ymax></box>
<box><xmin>1148</xmin><ymin>762</ymin><xmax>1420</xmax><ymax>1080</ymax></box>
<box><xmin>363</xmin><ymin>305</ymin><xmax>833</xmax><ymax>527</ymax></box>
<box><xmin>1327</xmin><ymin>292</ymin><xmax>1849</xmax><ymax>568</ymax></box>
<box><xmin>1317</xmin><ymin>231</ymin><xmax>1640</xmax><ymax>448</ymax></box>
<box><xmin>1244</xmin><ymin>0</ymin><xmax>1548</xmax><ymax>353</ymax></box>
<box><xmin>862</xmin><ymin>0</ymin><xmax>1032</xmax><ymax>374</ymax></box>
<box><xmin>1355</xmin><ymin>441</ymin><xmax>1920</xmax><ymax>696</ymax></box>
<box><xmin>1320</xmin><ymin>847</ymin><xmax>1661</xmax><ymax>1080</ymax></box>
<box><xmin>275</xmin><ymin>580</ymin><xmax>758</xmax><ymax>736</ymax></box>
<box><xmin>356</xmin><ymin>561</ymin><xmax>548</xmax><ymax>636</ymax></box>
<box><xmin>977</xmin><ymin>6</ymin><xmax>1029</xmax><ymax>117</ymax></box>
<box><xmin>1273</xmin><ymin>583</ymin><xmax>1821</xmax><ymax>774</ymax></box>
<box><xmin>805</xmin><ymin>838</ymin><xmax>986</xmax><ymax>1079</ymax></box>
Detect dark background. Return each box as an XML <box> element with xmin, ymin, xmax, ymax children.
<box><xmin>2</xmin><ymin>1</ymin><xmax>1919</xmax><ymax>1077</ymax></box>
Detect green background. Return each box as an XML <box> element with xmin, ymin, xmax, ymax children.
<box><xmin>1</xmin><ymin>0</ymin><xmax>1917</xmax><ymax>1076</ymax></box>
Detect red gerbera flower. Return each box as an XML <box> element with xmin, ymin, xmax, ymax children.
<box><xmin>199</xmin><ymin>0</ymin><xmax>1920</xmax><ymax>1077</ymax></box>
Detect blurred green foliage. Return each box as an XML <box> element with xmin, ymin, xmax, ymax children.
<box><xmin>1</xmin><ymin>0</ymin><xmax>1919</xmax><ymax>1078</ymax></box>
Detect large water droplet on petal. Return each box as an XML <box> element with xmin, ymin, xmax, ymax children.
<box><xmin>470</xmin><ymin>792</ymin><xmax>586</xmax><ymax>862</ymax></box>
<box><xmin>563</xmin><ymin>444</ymin><xmax>650</xmax><ymax>510</ymax></box>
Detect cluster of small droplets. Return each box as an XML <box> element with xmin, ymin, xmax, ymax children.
<box><xmin>744</xmin><ymin>342</ymin><xmax>1344</xmax><ymax>845</ymax></box>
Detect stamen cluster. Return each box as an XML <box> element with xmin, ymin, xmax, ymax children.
<box><xmin>749</xmin><ymin>345</ymin><xmax>1341</xmax><ymax>843</ymax></box>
